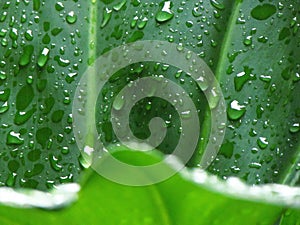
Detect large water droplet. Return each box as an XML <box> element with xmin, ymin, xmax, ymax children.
<box><xmin>66</xmin><ymin>11</ymin><xmax>77</xmax><ymax>24</ymax></box>
<box><xmin>101</xmin><ymin>7</ymin><xmax>112</xmax><ymax>28</ymax></box>
<box><xmin>155</xmin><ymin>1</ymin><xmax>174</xmax><ymax>23</ymax></box>
<box><xmin>257</xmin><ymin>136</ymin><xmax>269</xmax><ymax>149</ymax></box>
<box><xmin>251</xmin><ymin>4</ymin><xmax>276</xmax><ymax>20</ymax></box>
<box><xmin>227</xmin><ymin>100</ymin><xmax>246</xmax><ymax>120</ymax></box>
<box><xmin>38</xmin><ymin>47</ymin><xmax>50</xmax><ymax>67</ymax></box>
<box><xmin>7</xmin><ymin>131</ymin><xmax>24</xmax><ymax>145</ymax></box>
<box><xmin>234</xmin><ymin>66</ymin><xmax>255</xmax><ymax>91</ymax></box>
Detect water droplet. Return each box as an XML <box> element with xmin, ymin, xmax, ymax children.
<box><xmin>290</xmin><ymin>123</ymin><xmax>300</xmax><ymax>133</ymax></box>
<box><xmin>131</xmin><ymin>0</ymin><xmax>141</xmax><ymax>6</ymax></box>
<box><xmin>234</xmin><ymin>66</ymin><xmax>256</xmax><ymax>91</ymax></box>
<box><xmin>0</xmin><ymin>101</ymin><xmax>9</xmax><ymax>114</ymax></box>
<box><xmin>49</xmin><ymin>154</ymin><xmax>62</xmax><ymax>171</ymax></box>
<box><xmin>227</xmin><ymin>100</ymin><xmax>246</xmax><ymax>120</ymax></box>
<box><xmin>243</xmin><ymin>36</ymin><xmax>252</xmax><ymax>46</ymax></box>
<box><xmin>14</xmin><ymin>109</ymin><xmax>35</xmax><ymax>125</ymax></box>
<box><xmin>51</xmin><ymin>110</ymin><xmax>64</xmax><ymax>123</ymax></box>
<box><xmin>281</xmin><ymin>67</ymin><xmax>291</xmax><ymax>80</ymax></box>
<box><xmin>51</xmin><ymin>27</ymin><xmax>63</xmax><ymax>36</ymax></box>
<box><xmin>36</xmin><ymin>127</ymin><xmax>52</xmax><ymax>148</ymax></box>
<box><xmin>66</xmin><ymin>11</ymin><xmax>77</xmax><ymax>24</ymax></box>
<box><xmin>19</xmin><ymin>45</ymin><xmax>34</xmax><ymax>66</ymax></box>
<box><xmin>101</xmin><ymin>7</ymin><xmax>112</xmax><ymax>28</ymax></box>
<box><xmin>137</xmin><ymin>17</ymin><xmax>148</xmax><ymax>29</ymax></box>
<box><xmin>256</xmin><ymin>105</ymin><xmax>264</xmax><ymax>119</ymax></box>
<box><xmin>25</xmin><ymin>30</ymin><xmax>33</xmax><ymax>41</ymax></box>
<box><xmin>0</xmin><ymin>88</ymin><xmax>10</xmax><ymax>101</ymax></box>
<box><xmin>113</xmin><ymin>0</ymin><xmax>127</xmax><ymax>11</ymax></box>
<box><xmin>55</xmin><ymin>2</ymin><xmax>64</xmax><ymax>11</ymax></box>
<box><xmin>155</xmin><ymin>1</ymin><xmax>174</xmax><ymax>23</ymax></box>
<box><xmin>249</xmin><ymin>162</ymin><xmax>262</xmax><ymax>169</ymax></box>
<box><xmin>251</xmin><ymin>4</ymin><xmax>276</xmax><ymax>20</ymax></box>
<box><xmin>7</xmin><ymin>131</ymin><xmax>24</xmax><ymax>145</ymax></box>
<box><xmin>113</xmin><ymin>95</ymin><xmax>125</xmax><ymax>110</ymax></box>
<box><xmin>38</xmin><ymin>47</ymin><xmax>50</xmax><ymax>67</ymax></box>
<box><xmin>6</xmin><ymin>173</ymin><xmax>17</xmax><ymax>187</ymax></box>
<box><xmin>278</xmin><ymin>27</ymin><xmax>291</xmax><ymax>41</ymax></box>
<box><xmin>9</xmin><ymin>28</ymin><xmax>18</xmax><ymax>40</ymax></box>
<box><xmin>33</xmin><ymin>0</ymin><xmax>40</xmax><ymax>11</ymax></box>
<box><xmin>16</xmin><ymin>85</ymin><xmax>34</xmax><ymax>110</ymax></box>
<box><xmin>257</xmin><ymin>137</ymin><xmax>269</xmax><ymax>149</ymax></box>
<box><xmin>257</xmin><ymin>36</ymin><xmax>268</xmax><ymax>43</ymax></box>
<box><xmin>219</xmin><ymin>142</ymin><xmax>234</xmax><ymax>158</ymax></box>
<box><xmin>185</xmin><ymin>20</ymin><xmax>193</xmax><ymax>28</ymax></box>
<box><xmin>210</xmin><ymin>0</ymin><xmax>225</xmax><ymax>10</ymax></box>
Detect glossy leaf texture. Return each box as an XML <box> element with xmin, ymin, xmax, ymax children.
<box><xmin>0</xmin><ymin>0</ymin><xmax>300</xmax><ymax>224</ymax></box>
<box><xmin>0</xmin><ymin>0</ymin><xmax>92</xmax><ymax>190</ymax></box>
<box><xmin>94</xmin><ymin>0</ymin><xmax>300</xmax><ymax>185</ymax></box>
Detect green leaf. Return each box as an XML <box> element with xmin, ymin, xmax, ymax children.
<box><xmin>0</xmin><ymin>0</ymin><xmax>90</xmax><ymax>190</ymax></box>
<box><xmin>0</xmin><ymin>150</ymin><xmax>299</xmax><ymax>225</ymax></box>
<box><xmin>0</xmin><ymin>0</ymin><xmax>300</xmax><ymax>224</ymax></box>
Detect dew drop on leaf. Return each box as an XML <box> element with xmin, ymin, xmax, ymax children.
<box><xmin>16</xmin><ymin>85</ymin><xmax>34</xmax><ymax>111</ymax></box>
<box><xmin>113</xmin><ymin>0</ymin><xmax>127</xmax><ymax>11</ymax></box>
<box><xmin>219</xmin><ymin>142</ymin><xmax>234</xmax><ymax>159</ymax></box>
<box><xmin>101</xmin><ymin>7</ymin><xmax>112</xmax><ymax>28</ymax></box>
<box><xmin>24</xmin><ymin>29</ymin><xmax>33</xmax><ymax>41</ymax></box>
<box><xmin>38</xmin><ymin>47</ymin><xmax>50</xmax><ymax>67</ymax></box>
<box><xmin>251</xmin><ymin>4</ymin><xmax>276</xmax><ymax>20</ymax></box>
<box><xmin>155</xmin><ymin>1</ymin><xmax>174</xmax><ymax>23</ymax></box>
<box><xmin>234</xmin><ymin>66</ymin><xmax>255</xmax><ymax>91</ymax></box>
<box><xmin>19</xmin><ymin>45</ymin><xmax>34</xmax><ymax>66</ymax></box>
<box><xmin>210</xmin><ymin>0</ymin><xmax>225</xmax><ymax>10</ymax></box>
<box><xmin>248</xmin><ymin>162</ymin><xmax>262</xmax><ymax>169</ymax></box>
<box><xmin>6</xmin><ymin>173</ymin><xmax>17</xmax><ymax>187</ymax></box>
<box><xmin>55</xmin><ymin>2</ymin><xmax>64</xmax><ymax>11</ymax></box>
<box><xmin>66</xmin><ymin>11</ymin><xmax>77</xmax><ymax>24</ymax></box>
<box><xmin>0</xmin><ymin>101</ymin><xmax>9</xmax><ymax>114</ymax></box>
<box><xmin>6</xmin><ymin>131</ymin><xmax>24</xmax><ymax>145</ymax></box>
<box><xmin>227</xmin><ymin>100</ymin><xmax>246</xmax><ymax>120</ymax></box>
<box><xmin>137</xmin><ymin>17</ymin><xmax>148</xmax><ymax>29</ymax></box>
<box><xmin>290</xmin><ymin>123</ymin><xmax>300</xmax><ymax>133</ymax></box>
<box><xmin>49</xmin><ymin>154</ymin><xmax>62</xmax><ymax>171</ymax></box>
<box><xmin>257</xmin><ymin>136</ymin><xmax>269</xmax><ymax>149</ymax></box>
<box><xmin>243</xmin><ymin>36</ymin><xmax>252</xmax><ymax>46</ymax></box>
